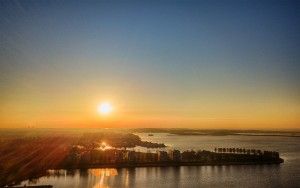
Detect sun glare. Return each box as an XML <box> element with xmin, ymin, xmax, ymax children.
<box><xmin>97</xmin><ymin>102</ymin><xmax>113</xmax><ymax>115</ymax></box>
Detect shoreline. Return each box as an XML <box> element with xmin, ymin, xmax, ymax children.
<box><xmin>61</xmin><ymin>159</ymin><xmax>284</xmax><ymax>170</ymax></box>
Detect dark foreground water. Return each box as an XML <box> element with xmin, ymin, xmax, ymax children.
<box><xmin>19</xmin><ymin>134</ymin><xmax>300</xmax><ymax>188</ymax></box>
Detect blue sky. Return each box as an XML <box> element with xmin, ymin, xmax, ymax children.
<box><xmin>0</xmin><ymin>0</ymin><xmax>299</xmax><ymax>128</ymax></box>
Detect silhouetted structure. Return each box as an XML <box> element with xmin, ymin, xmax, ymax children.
<box><xmin>64</xmin><ymin>146</ymin><xmax>283</xmax><ymax>169</ymax></box>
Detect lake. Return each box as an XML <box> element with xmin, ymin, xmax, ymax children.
<box><xmin>19</xmin><ymin>133</ymin><xmax>300</xmax><ymax>187</ymax></box>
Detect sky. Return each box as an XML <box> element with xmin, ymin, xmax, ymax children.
<box><xmin>0</xmin><ymin>0</ymin><xmax>299</xmax><ymax>129</ymax></box>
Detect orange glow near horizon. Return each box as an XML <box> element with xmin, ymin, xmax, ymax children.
<box><xmin>0</xmin><ymin>94</ymin><xmax>299</xmax><ymax>129</ymax></box>
<box><xmin>0</xmin><ymin>91</ymin><xmax>299</xmax><ymax>129</ymax></box>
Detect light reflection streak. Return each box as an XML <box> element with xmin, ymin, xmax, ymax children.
<box><xmin>89</xmin><ymin>169</ymin><xmax>117</xmax><ymax>188</ymax></box>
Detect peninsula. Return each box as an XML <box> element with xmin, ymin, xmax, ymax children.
<box><xmin>64</xmin><ymin>146</ymin><xmax>284</xmax><ymax>170</ymax></box>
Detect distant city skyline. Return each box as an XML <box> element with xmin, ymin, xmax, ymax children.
<box><xmin>0</xmin><ymin>0</ymin><xmax>299</xmax><ymax>129</ymax></box>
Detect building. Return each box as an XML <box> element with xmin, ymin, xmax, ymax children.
<box><xmin>168</xmin><ymin>150</ymin><xmax>181</xmax><ymax>162</ymax></box>
<box><xmin>157</xmin><ymin>151</ymin><xmax>169</xmax><ymax>162</ymax></box>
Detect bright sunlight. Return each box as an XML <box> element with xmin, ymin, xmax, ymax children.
<box><xmin>97</xmin><ymin>102</ymin><xmax>113</xmax><ymax>115</ymax></box>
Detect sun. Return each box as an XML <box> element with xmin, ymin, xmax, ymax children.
<box><xmin>97</xmin><ymin>102</ymin><xmax>113</xmax><ymax>115</ymax></box>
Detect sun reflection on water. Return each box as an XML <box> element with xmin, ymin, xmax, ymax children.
<box><xmin>98</xmin><ymin>142</ymin><xmax>113</xmax><ymax>150</ymax></box>
<box><xmin>89</xmin><ymin>169</ymin><xmax>118</xmax><ymax>188</ymax></box>
<box><xmin>89</xmin><ymin>168</ymin><xmax>118</xmax><ymax>177</ymax></box>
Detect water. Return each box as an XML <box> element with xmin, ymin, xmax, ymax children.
<box><xmin>19</xmin><ymin>134</ymin><xmax>300</xmax><ymax>187</ymax></box>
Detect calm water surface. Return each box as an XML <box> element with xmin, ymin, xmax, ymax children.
<box><xmin>20</xmin><ymin>134</ymin><xmax>300</xmax><ymax>188</ymax></box>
